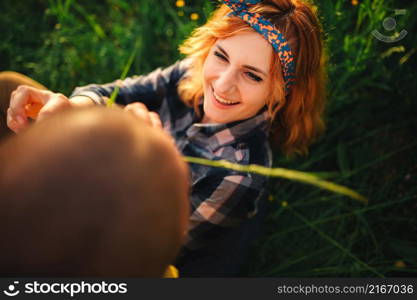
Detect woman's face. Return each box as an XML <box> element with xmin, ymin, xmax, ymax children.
<box><xmin>202</xmin><ymin>31</ymin><xmax>273</xmax><ymax>124</ymax></box>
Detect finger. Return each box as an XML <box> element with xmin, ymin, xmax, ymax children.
<box><xmin>8</xmin><ymin>86</ymin><xmax>30</xmax><ymax>128</ymax></box>
<box><xmin>36</xmin><ymin>94</ymin><xmax>71</xmax><ymax>122</ymax></box>
<box><xmin>10</xmin><ymin>86</ymin><xmax>46</xmax><ymax>119</ymax></box>
<box><xmin>149</xmin><ymin>111</ymin><xmax>162</xmax><ymax>129</ymax></box>
<box><xmin>9</xmin><ymin>85</ymin><xmax>52</xmax><ymax>128</ymax></box>
<box><xmin>125</xmin><ymin>102</ymin><xmax>148</xmax><ymax>112</ymax></box>
<box><xmin>124</xmin><ymin>103</ymin><xmax>151</xmax><ymax>125</ymax></box>
<box><xmin>7</xmin><ymin>105</ymin><xmax>30</xmax><ymax>133</ymax></box>
<box><xmin>7</xmin><ymin>108</ymin><xmax>21</xmax><ymax>133</ymax></box>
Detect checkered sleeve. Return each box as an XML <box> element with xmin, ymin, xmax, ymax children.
<box><xmin>69</xmin><ymin>59</ymin><xmax>189</xmax><ymax>111</ymax></box>
<box><xmin>185</xmin><ymin>171</ymin><xmax>266</xmax><ymax>250</ymax></box>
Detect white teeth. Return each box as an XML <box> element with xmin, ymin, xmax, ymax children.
<box><xmin>214</xmin><ymin>91</ymin><xmax>239</xmax><ymax>105</ymax></box>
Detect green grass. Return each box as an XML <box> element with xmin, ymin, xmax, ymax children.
<box><xmin>1</xmin><ymin>0</ymin><xmax>416</xmax><ymax>277</ymax></box>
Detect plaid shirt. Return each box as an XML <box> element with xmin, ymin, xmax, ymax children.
<box><xmin>71</xmin><ymin>59</ymin><xmax>272</xmax><ymax>251</ymax></box>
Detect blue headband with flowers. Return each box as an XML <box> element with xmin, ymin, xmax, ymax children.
<box><xmin>222</xmin><ymin>0</ymin><xmax>296</xmax><ymax>94</ymax></box>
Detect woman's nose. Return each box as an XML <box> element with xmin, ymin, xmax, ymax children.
<box><xmin>214</xmin><ymin>68</ymin><xmax>237</xmax><ymax>94</ymax></box>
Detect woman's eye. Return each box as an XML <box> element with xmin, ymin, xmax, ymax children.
<box><xmin>246</xmin><ymin>72</ymin><xmax>262</xmax><ymax>82</ymax></box>
<box><xmin>214</xmin><ymin>51</ymin><xmax>228</xmax><ymax>62</ymax></box>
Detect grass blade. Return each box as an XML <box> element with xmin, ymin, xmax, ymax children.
<box><xmin>106</xmin><ymin>39</ymin><xmax>141</xmax><ymax>107</ymax></box>
<box><xmin>184</xmin><ymin>156</ymin><xmax>368</xmax><ymax>203</ymax></box>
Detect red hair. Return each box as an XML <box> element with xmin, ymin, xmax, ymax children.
<box><xmin>178</xmin><ymin>0</ymin><xmax>327</xmax><ymax>156</ymax></box>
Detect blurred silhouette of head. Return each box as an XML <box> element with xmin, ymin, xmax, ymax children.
<box><xmin>0</xmin><ymin>107</ymin><xmax>189</xmax><ymax>277</ymax></box>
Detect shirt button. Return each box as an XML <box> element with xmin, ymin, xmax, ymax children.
<box><xmin>237</xmin><ymin>143</ymin><xmax>246</xmax><ymax>149</ymax></box>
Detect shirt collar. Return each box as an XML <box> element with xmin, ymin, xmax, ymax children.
<box><xmin>185</xmin><ymin>107</ymin><xmax>270</xmax><ymax>152</ymax></box>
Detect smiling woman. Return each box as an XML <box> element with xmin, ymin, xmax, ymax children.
<box><xmin>178</xmin><ymin>0</ymin><xmax>327</xmax><ymax>156</ymax></box>
<box><xmin>201</xmin><ymin>32</ymin><xmax>273</xmax><ymax>124</ymax></box>
<box><xmin>4</xmin><ymin>0</ymin><xmax>327</xmax><ymax>277</ymax></box>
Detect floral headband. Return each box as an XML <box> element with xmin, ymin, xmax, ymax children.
<box><xmin>222</xmin><ymin>0</ymin><xmax>296</xmax><ymax>94</ymax></box>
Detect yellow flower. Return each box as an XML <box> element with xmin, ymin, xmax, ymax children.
<box><xmin>178</xmin><ymin>10</ymin><xmax>184</xmax><ymax>17</ymax></box>
<box><xmin>190</xmin><ymin>13</ymin><xmax>199</xmax><ymax>21</ymax></box>
<box><xmin>268</xmin><ymin>195</ymin><xmax>274</xmax><ymax>202</ymax></box>
<box><xmin>394</xmin><ymin>260</ymin><xmax>406</xmax><ymax>268</ymax></box>
<box><xmin>176</xmin><ymin>0</ymin><xmax>185</xmax><ymax>8</ymax></box>
<box><xmin>281</xmin><ymin>201</ymin><xmax>288</xmax><ymax>207</ymax></box>
<box><xmin>351</xmin><ymin>0</ymin><xmax>359</xmax><ymax>6</ymax></box>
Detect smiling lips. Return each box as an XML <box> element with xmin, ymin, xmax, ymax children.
<box><xmin>213</xmin><ymin>89</ymin><xmax>240</xmax><ymax>107</ymax></box>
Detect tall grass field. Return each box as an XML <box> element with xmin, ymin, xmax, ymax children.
<box><xmin>1</xmin><ymin>0</ymin><xmax>416</xmax><ymax>277</ymax></box>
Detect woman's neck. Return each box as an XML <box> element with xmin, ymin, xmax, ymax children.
<box><xmin>201</xmin><ymin>115</ymin><xmax>212</xmax><ymax>124</ymax></box>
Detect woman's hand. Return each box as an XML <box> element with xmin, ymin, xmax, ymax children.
<box><xmin>7</xmin><ymin>85</ymin><xmax>72</xmax><ymax>133</ymax></box>
<box><xmin>124</xmin><ymin>102</ymin><xmax>179</xmax><ymax>151</ymax></box>
<box><xmin>124</xmin><ymin>102</ymin><xmax>162</xmax><ymax>129</ymax></box>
